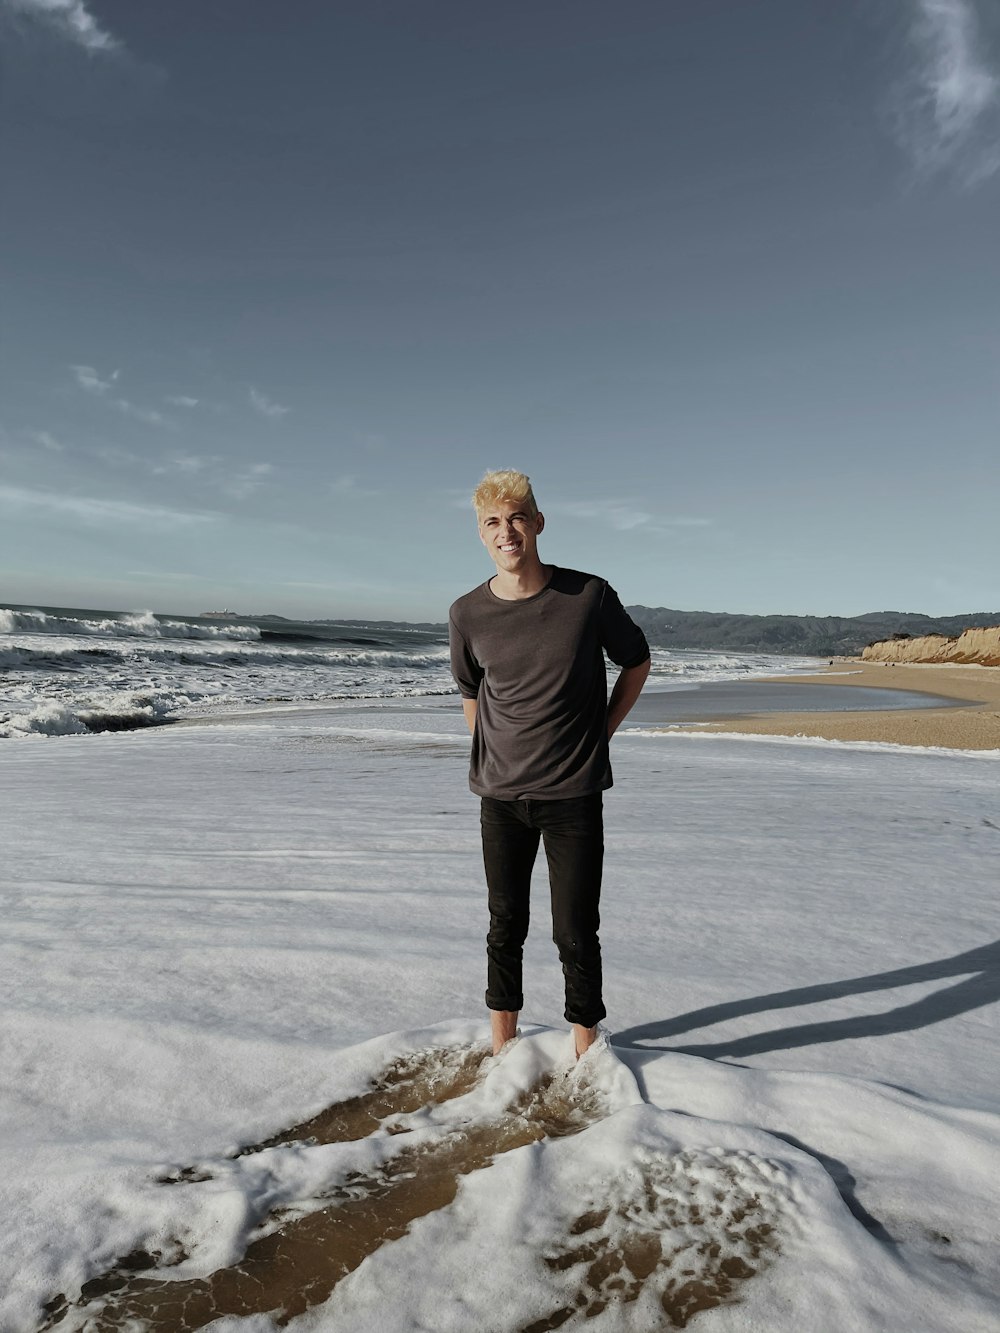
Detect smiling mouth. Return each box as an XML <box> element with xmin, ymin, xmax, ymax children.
<box><xmin>499</xmin><ymin>542</ymin><xmax>521</xmax><ymax>553</ymax></box>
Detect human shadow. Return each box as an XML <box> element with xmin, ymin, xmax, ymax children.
<box><xmin>767</xmin><ymin>1132</ymin><xmax>895</xmax><ymax>1245</ymax></box>
<box><xmin>614</xmin><ymin>939</ymin><xmax>1000</xmax><ymax>1059</ymax></box>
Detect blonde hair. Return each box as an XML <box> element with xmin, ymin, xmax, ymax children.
<box><xmin>472</xmin><ymin>469</ymin><xmax>538</xmax><ymax>517</ymax></box>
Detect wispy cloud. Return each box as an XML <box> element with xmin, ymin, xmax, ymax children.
<box><xmin>540</xmin><ymin>498</ymin><xmax>712</xmax><ymax>535</ymax></box>
<box><xmin>90</xmin><ymin>442</ymin><xmax>272</xmax><ymax>501</ymax></box>
<box><xmin>91</xmin><ymin>443</ymin><xmax>142</xmax><ymax>468</ymax></box>
<box><xmin>125</xmin><ymin>569</ymin><xmax>214</xmax><ymax>582</ymax></box>
<box><xmin>151</xmin><ymin>453</ymin><xmax>218</xmax><ymax>476</ymax></box>
<box><xmin>72</xmin><ymin>364</ymin><xmax>117</xmax><ymax>395</ymax></box>
<box><xmin>118</xmin><ymin>401</ymin><xmax>169</xmax><ymax>427</ymax></box>
<box><xmin>71</xmin><ymin>364</ymin><xmax>171</xmax><ymax>428</ymax></box>
<box><xmin>3</xmin><ymin>0</ymin><xmax>120</xmax><ymax>53</ymax></box>
<box><xmin>895</xmin><ymin>0</ymin><xmax>1000</xmax><ymax>185</ymax></box>
<box><xmin>449</xmin><ymin>490</ymin><xmax>711</xmax><ymax>535</ymax></box>
<box><xmin>25</xmin><ymin>429</ymin><xmax>64</xmax><ymax>452</ymax></box>
<box><xmin>0</xmin><ymin>484</ymin><xmax>218</xmax><ymax>529</ymax></box>
<box><xmin>0</xmin><ymin>423</ymin><xmax>67</xmax><ymax>460</ymax></box>
<box><xmin>165</xmin><ymin>395</ymin><xmax>200</xmax><ymax>409</ymax></box>
<box><xmin>249</xmin><ymin>387</ymin><xmax>290</xmax><ymax>420</ymax></box>
<box><xmin>224</xmin><ymin>461</ymin><xmax>274</xmax><ymax>499</ymax></box>
<box><xmin>545</xmin><ymin>499</ymin><xmax>653</xmax><ymax>532</ymax></box>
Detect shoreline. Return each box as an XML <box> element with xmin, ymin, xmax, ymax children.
<box><xmin>670</xmin><ymin>661</ymin><xmax>1000</xmax><ymax>751</ymax></box>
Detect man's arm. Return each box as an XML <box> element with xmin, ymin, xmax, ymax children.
<box><xmin>607</xmin><ymin>657</ymin><xmax>651</xmax><ymax>738</ymax></box>
<box><xmin>462</xmin><ymin>697</ymin><xmax>478</xmax><ymax>735</ymax></box>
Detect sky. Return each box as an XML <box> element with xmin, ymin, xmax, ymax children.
<box><xmin>1</xmin><ymin>0</ymin><xmax>998</xmax><ymax>622</ymax></box>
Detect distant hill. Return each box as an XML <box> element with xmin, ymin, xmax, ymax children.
<box><xmin>625</xmin><ymin>608</ymin><xmax>1000</xmax><ymax>657</ymax></box>
<box><xmin>308</xmin><ymin>608</ymin><xmax>1000</xmax><ymax>657</ymax></box>
<box><xmin>322</xmin><ymin>617</ymin><xmax>446</xmax><ymax>632</ymax></box>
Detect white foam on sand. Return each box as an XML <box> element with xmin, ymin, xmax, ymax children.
<box><xmin>296</xmin><ymin>1033</ymin><xmax>997</xmax><ymax>1333</ymax></box>
<box><xmin>627</xmin><ymin>727</ymin><xmax>1000</xmax><ymax>757</ymax></box>
<box><xmin>1</xmin><ymin>712</ymin><xmax>998</xmax><ymax>1329</ymax></box>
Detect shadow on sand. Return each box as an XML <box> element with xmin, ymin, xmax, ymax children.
<box><xmin>614</xmin><ymin>939</ymin><xmax>1000</xmax><ymax>1060</ymax></box>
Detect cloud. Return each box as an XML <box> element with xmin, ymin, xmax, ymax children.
<box><xmin>249</xmin><ymin>387</ymin><xmax>290</xmax><ymax>420</ymax></box>
<box><xmin>451</xmin><ymin>491</ymin><xmax>711</xmax><ymax>534</ymax></box>
<box><xmin>895</xmin><ymin>0</ymin><xmax>1000</xmax><ymax>185</ymax></box>
<box><xmin>2</xmin><ymin>0</ymin><xmax>120</xmax><ymax>53</ymax></box>
<box><xmin>546</xmin><ymin>499</ymin><xmax>653</xmax><ymax>532</ymax></box>
<box><xmin>165</xmin><ymin>395</ymin><xmax>200</xmax><ymax>408</ymax></box>
<box><xmin>541</xmin><ymin>499</ymin><xmax>713</xmax><ymax>536</ymax></box>
<box><xmin>116</xmin><ymin>401</ymin><xmax>169</xmax><ymax>427</ymax></box>
<box><xmin>92</xmin><ymin>443</ymin><xmax>272</xmax><ymax>500</ymax></box>
<box><xmin>124</xmin><ymin>570</ymin><xmax>214</xmax><ymax>582</ymax></box>
<box><xmin>0</xmin><ymin>423</ymin><xmax>67</xmax><ymax>459</ymax></box>
<box><xmin>224</xmin><ymin>461</ymin><xmax>274</xmax><ymax>499</ymax></box>
<box><xmin>91</xmin><ymin>444</ymin><xmax>141</xmax><ymax>467</ymax></box>
<box><xmin>151</xmin><ymin>453</ymin><xmax>218</xmax><ymax>476</ymax></box>
<box><xmin>71</xmin><ymin>365</ymin><xmax>171</xmax><ymax>428</ymax></box>
<box><xmin>25</xmin><ymin>429</ymin><xmax>64</xmax><ymax>452</ymax></box>
<box><xmin>0</xmin><ymin>484</ymin><xmax>218</xmax><ymax>529</ymax></box>
<box><xmin>72</xmin><ymin>364</ymin><xmax>117</xmax><ymax>395</ymax></box>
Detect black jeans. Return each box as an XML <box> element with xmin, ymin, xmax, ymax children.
<box><xmin>480</xmin><ymin>792</ymin><xmax>606</xmax><ymax>1028</ymax></box>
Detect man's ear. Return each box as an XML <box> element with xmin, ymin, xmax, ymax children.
<box><xmin>535</xmin><ymin>511</ymin><xmax>545</xmax><ymax>534</ymax></box>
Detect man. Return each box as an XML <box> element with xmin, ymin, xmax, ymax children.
<box><xmin>449</xmin><ymin>470</ymin><xmax>651</xmax><ymax>1059</ymax></box>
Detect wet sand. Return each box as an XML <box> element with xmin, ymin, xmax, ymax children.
<box><xmin>173</xmin><ymin>666</ymin><xmax>1000</xmax><ymax>751</ymax></box>
<box><xmin>656</xmin><ymin>662</ymin><xmax>1000</xmax><ymax>751</ymax></box>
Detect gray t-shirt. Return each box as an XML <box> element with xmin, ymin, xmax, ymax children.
<box><xmin>449</xmin><ymin>566</ymin><xmax>650</xmax><ymax>800</ymax></box>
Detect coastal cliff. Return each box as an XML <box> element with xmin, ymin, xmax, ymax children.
<box><xmin>862</xmin><ymin>625</ymin><xmax>1000</xmax><ymax>666</ymax></box>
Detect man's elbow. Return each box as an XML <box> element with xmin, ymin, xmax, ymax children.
<box><xmin>629</xmin><ymin>658</ymin><xmax>651</xmax><ymax>696</ymax></box>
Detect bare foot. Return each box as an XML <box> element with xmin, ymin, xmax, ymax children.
<box><xmin>572</xmin><ymin>1023</ymin><xmax>599</xmax><ymax>1059</ymax></box>
<box><xmin>490</xmin><ymin>1009</ymin><xmax>519</xmax><ymax>1056</ymax></box>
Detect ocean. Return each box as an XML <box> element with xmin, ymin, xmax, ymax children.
<box><xmin>0</xmin><ymin>602</ymin><xmax>824</xmax><ymax>738</ymax></box>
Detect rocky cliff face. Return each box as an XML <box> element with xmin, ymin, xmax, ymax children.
<box><xmin>862</xmin><ymin>626</ymin><xmax>1000</xmax><ymax>666</ymax></box>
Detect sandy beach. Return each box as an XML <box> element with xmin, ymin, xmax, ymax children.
<box><xmin>683</xmin><ymin>661</ymin><xmax>1000</xmax><ymax>750</ymax></box>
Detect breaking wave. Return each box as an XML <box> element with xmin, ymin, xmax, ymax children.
<box><xmin>647</xmin><ymin>648</ymin><xmax>820</xmax><ymax>684</ymax></box>
<box><xmin>0</xmin><ymin>641</ymin><xmax>451</xmax><ymax>673</ymax></box>
<box><xmin>0</xmin><ymin>692</ymin><xmax>181</xmax><ymax>738</ymax></box>
<box><xmin>0</xmin><ymin>609</ymin><xmax>260</xmax><ymax>642</ymax></box>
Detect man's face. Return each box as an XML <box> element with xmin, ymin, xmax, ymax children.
<box><xmin>477</xmin><ymin>497</ymin><xmax>545</xmax><ymax>573</ymax></box>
